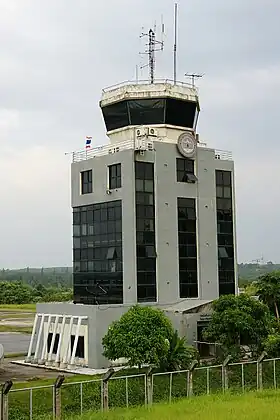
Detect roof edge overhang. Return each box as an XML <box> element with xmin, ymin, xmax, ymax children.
<box><xmin>100</xmin><ymin>82</ymin><xmax>199</xmax><ymax>108</ymax></box>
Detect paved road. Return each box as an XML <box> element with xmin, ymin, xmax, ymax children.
<box><xmin>0</xmin><ymin>332</ymin><xmax>30</xmax><ymax>354</ymax></box>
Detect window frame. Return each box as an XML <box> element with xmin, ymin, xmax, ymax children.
<box><xmin>81</xmin><ymin>170</ymin><xmax>93</xmax><ymax>195</ymax></box>
<box><xmin>108</xmin><ymin>163</ymin><xmax>122</xmax><ymax>190</ymax></box>
<box><xmin>176</xmin><ymin>158</ymin><xmax>196</xmax><ymax>183</ymax></box>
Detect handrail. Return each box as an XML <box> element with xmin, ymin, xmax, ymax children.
<box><xmin>71</xmin><ymin>139</ymin><xmax>232</xmax><ymax>163</ymax></box>
<box><xmin>102</xmin><ymin>79</ymin><xmax>196</xmax><ymax>93</ymax></box>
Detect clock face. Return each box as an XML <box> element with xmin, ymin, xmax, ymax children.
<box><xmin>177</xmin><ymin>133</ymin><xmax>197</xmax><ymax>158</ymax></box>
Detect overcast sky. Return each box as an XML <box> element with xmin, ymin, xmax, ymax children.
<box><xmin>0</xmin><ymin>0</ymin><xmax>279</xmax><ymax>268</ymax></box>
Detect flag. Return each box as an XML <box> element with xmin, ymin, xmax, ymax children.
<box><xmin>85</xmin><ymin>136</ymin><xmax>92</xmax><ymax>149</ymax></box>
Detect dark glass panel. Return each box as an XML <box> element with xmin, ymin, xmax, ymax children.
<box><xmin>166</xmin><ymin>98</ymin><xmax>197</xmax><ymax>128</ymax></box>
<box><xmin>129</xmin><ymin>99</ymin><xmax>165</xmax><ymax>125</ymax></box>
<box><xmin>102</xmin><ymin>101</ymin><xmax>129</xmax><ymax>131</ymax></box>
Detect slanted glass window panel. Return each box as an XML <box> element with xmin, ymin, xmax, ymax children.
<box><xmin>106</xmin><ymin>247</ymin><xmax>117</xmax><ymax>260</ymax></box>
<box><xmin>186</xmin><ymin>173</ymin><xmax>197</xmax><ymax>183</ymax></box>
<box><xmin>129</xmin><ymin>99</ymin><xmax>165</xmax><ymax>125</ymax></box>
<box><xmin>102</xmin><ymin>101</ymin><xmax>129</xmax><ymax>131</ymax></box>
<box><xmin>218</xmin><ymin>247</ymin><xmax>229</xmax><ymax>258</ymax></box>
<box><xmin>166</xmin><ymin>98</ymin><xmax>197</xmax><ymax>128</ymax></box>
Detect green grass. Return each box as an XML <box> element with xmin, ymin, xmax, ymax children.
<box><xmin>0</xmin><ymin>325</ymin><xmax>33</xmax><ymax>334</ymax></box>
<box><xmin>0</xmin><ymin>313</ymin><xmax>35</xmax><ymax>319</ymax></box>
<box><xmin>41</xmin><ymin>391</ymin><xmax>280</xmax><ymax>419</ymax></box>
<box><xmin>4</xmin><ymin>352</ymin><xmax>27</xmax><ymax>359</ymax></box>
<box><xmin>6</xmin><ymin>361</ymin><xmax>280</xmax><ymax>420</ymax></box>
<box><xmin>0</xmin><ymin>304</ymin><xmax>36</xmax><ymax>312</ymax></box>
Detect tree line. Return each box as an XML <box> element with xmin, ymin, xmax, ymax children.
<box><xmin>0</xmin><ymin>281</ymin><xmax>72</xmax><ymax>304</ymax></box>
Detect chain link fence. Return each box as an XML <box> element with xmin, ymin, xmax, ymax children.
<box><xmin>2</xmin><ymin>358</ymin><xmax>280</xmax><ymax>419</ymax></box>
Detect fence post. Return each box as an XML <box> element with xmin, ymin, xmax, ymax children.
<box><xmin>257</xmin><ymin>351</ymin><xmax>267</xmax><ymax>391</ymax></box>
<box><xmin>54</xmin><ymin>375</ymin><xmax>65</xmax><ymax>420</ymax></box>
<box><xmin>222</xmin><ymin>355</ymin><xmax>232</xmax><ymax>392</ymax></box>
<box><xmin>187</xmin><ymin>360</ymin><xmax>198</xmax><ymax>397</ymax></box>
<box><xmin>146</xmin><ymin>366</ymin><xmax>153</xmax><ymax>406</ymax></box>
<box><xmin>0</xmin><ymin>381</ymin><xmax>13</xmax><ymax>420</ymax></box>
<box><xmin>102</xmin><ymin>368</ymin><xmax>114</xmax><ymax>411</ymax></box>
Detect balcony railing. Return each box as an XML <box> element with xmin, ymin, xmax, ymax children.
<box><xmin>71</xmin><ymin>140</ymin><xmax>233</xmax><ymax>163</ymax></box>
<box><xmin>102</xmin><ymin>79</ymin><xmax>196</xmax><ymax>93</ymax></box>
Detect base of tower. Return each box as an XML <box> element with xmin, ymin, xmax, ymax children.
<box><xmin>24</xmin><ymin>300</ymin><xmax>213</xmax><ymax>370</ymax></box>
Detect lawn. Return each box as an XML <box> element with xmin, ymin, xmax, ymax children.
<box><xmin>42</xmin><ymin>391</ymin><xmax>280</xmax><ymax>419</ymax></box>
<box><xmin>0</xmin><ymin>304</ymin><xmax>36</xmax><ymax>312</ymax></box>
<box><xmin>0</xmin><ymin>325</ymin><xmax>33</xmax><ymax>334</ymax></box>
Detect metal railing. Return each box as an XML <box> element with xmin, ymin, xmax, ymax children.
<box><xmin>215</xmin><ymin>149</ymin><xmax>233</xmax><ymax>161</ymax></box>
<box><xmin>72</xmin><ymin>140</ymin><xmax>136</xmax><ymax>163</ymax></box>
<box><xmin>4</xmin><ymin>357</ymin><xmax>276</xmax><ymax>419</ymax></box>
<box><xmin>72</xmin><ymin>139</ymin><xmax>232</xmax><ymax>163</ymax></box>
<box><xmin>102</xmin><ymin>79</ymin><xmax>196</xmax><ymax>93</ymax></box>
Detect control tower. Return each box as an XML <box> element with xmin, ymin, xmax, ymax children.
<box><xmin>24</xmin><ymin>78</ymin><xmax>237</xmax><ymax>370</ymax></box>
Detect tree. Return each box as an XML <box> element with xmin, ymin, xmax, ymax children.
<box><xmin>256</xmin><ymin>271</ymin><xmax>280</xmax><ymax>321</ymax></box>
<box><xmin>160</xmin><ymin>330</ymin><xmax>198</xmax><ymax>372</ymax></box>
<box><xmin>204</xmin><ymin>294</ymin><xmax>271</xmax><ymax>359</ymax></box>
<box><xmin>264</xmin><ymin>332</ymin><xmax>280</xmax><ymax>358</ymax></box>
<box><xmin>102</xmin><ymin>306</ymin><xmax>174</xmax><ymax>368</ymax></box>
<box><xmin>0</xmin><ymin>281</ymin><xmax>33</xmax><ymax>304</ymax></box>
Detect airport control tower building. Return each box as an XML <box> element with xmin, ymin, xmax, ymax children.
<box><xmin>25</xmin><ymin>78</ymin><xmax>238</xmax><ymax>370</ymax></box>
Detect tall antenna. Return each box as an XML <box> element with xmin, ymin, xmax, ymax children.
<box><xmin>174</xmin><ymin>3</ymin><xmax>178</xmax><ymax>84</ymax></box>
<box><xmin>140</xmin><ymin>21</ymin><xmax>165</xmax><ymax>84</ymax></box>
<box><xmin>185</xmin><ymin>73</ymin><xmax>205</xmax><ymax>87</ymax></box>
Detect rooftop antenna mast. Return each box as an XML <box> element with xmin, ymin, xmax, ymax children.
<box><xmin>140</xmin><ymin>19</ymin><xmax>165</xmax><ymax>84</ymax></box>
<box><xmin>174</xmin><ymin>3</ymin><xmax>178</xmax><ymax>84</ymax></box>
<box><xmin>185</xmin><ymin>73</ymin><xmax>205</xmax><ymax>88</ymax></box>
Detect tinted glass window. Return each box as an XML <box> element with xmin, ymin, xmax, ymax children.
<box><xmin>129</xmin><ymin>99</ymin><xmax>165</xmax><ymax>125</ymax></box>
<box><xmin>101</xmin><ymin>98</ymin><xmax>198</xmax><ymax>131</ymax></box>
<box><xmin>166</xmin><ymin>98</ymin><xmax>196</xmax><ymax>128</ymax></box>
<box><xmin>73</xmin><ymin>200</ymin><xmax>123</xmax><ymax>305</ymax></box>
<box><xmin>109</xmin><ymin>163</ymin><xmax>122</xmax><ymax>189</ymax></box>
<box><xmin>81</xmin><ymin>170</ymin><xmax>92</xmax><ymax>195</ymax></box>
<box><xmin>102</xmin><ymin>101</ymin><xmax>129</xmax><ymax>131</ymax></box>
<box><xmin>135</xmin><ymin>162</ymin><xmax>157</xmax><ymax>303</ymax></box>
<box><xmin>215</xmin><ymin>170</ymin><xmax>235</xmax><ymax>296</ymax></box>
<box><xmin>177</xmin><ymin>197</ymin><xmax>198</xmax><ymax>298</ymax></box>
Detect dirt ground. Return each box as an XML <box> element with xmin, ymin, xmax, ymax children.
<box><xmin>0</xmin><ymin>358</ymin><xmax>75</xmax><ymax>383</ymax></box>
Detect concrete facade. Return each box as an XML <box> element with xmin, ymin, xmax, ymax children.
<box><xmin>71</xmin><ymin>142</ymin><xmax>236</xmax><ymax>305</ymax></box>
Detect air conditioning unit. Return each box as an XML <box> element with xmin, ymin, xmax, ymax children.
<box><xmin>147</xmin><ymin>127</ymin><xmax>158</xmax><ymax>137</ymax></box>
<box><xmin>136</xmin><ymin>128</ymin><xmax>147</xmax><ymax>138</ymax></box>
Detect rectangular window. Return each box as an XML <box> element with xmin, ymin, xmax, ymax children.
<box><xmin>177</xmin><ymin>197</ymin><xmax>198</xmax><ymax>298</ymax></box>
<box><xmin>176</xmin><ymin>158</ymin><xmax>197</xmax><ymax>183</ymax></box>
<box><xmin>81</xmin><ymin>170</ymin><xmax>92</xmax><ymax>194</ymax></box>
<box><xmin>135</xmin><ymin>162</ymin><xmax>157</xmax><ymax>303</ymax></box>
<box><xmin>215</xmin><ymin>170</ymin><xmax>235</xmax><ymax>296</ymax></box>
<box><xmin>73</xmin><ymin>200</ymin><xmax>123</xmax><ymax>305</ymax></box>
<box><xmin>109</xmin><ymin>163</ymin><xmax>122</xmax><ymax>189</ymax></box>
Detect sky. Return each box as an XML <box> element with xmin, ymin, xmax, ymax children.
<box><xmin>0</xmin><ymin>0</ymin><xmax>279</xmax><ymax>268</ymax></box>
